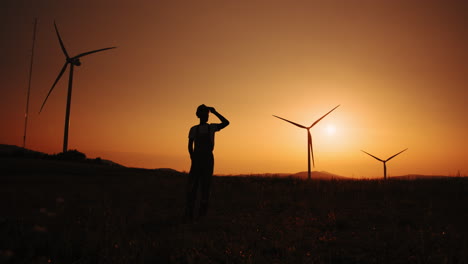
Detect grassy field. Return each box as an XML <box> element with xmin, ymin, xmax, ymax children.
<box><xmin>1</xmin><ymin>157</ymin><xmax>467</xmax><ymax>263</ymax></box>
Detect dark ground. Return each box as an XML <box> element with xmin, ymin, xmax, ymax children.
<box><xmin>1</xmin><ymin>157</ymin><xmax>467</xmax><ymax>263</ymax></box>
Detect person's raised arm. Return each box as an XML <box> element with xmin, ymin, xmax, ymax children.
<box><xmin>208</xmin><ymin>107</ymin><xmax>229</xmax><ymax>130</ymax></box>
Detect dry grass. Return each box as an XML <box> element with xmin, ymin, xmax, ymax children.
<box><xmin>0</xmin><ymin>157</ymin><xmax>467</xmax><ymax>263</ymax></box>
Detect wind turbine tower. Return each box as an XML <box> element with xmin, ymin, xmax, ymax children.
<box><xmin>273</xmin><ymin>105</ymin><xmax>340</xmax><ymax>180</ymax></box>
<box><xmin>39</xmin><ymin>22</ymin><xmax>116</xmax><ymax>153</ymax></box>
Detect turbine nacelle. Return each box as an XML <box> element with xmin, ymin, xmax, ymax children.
<box><xmin>68</xmin><ymin>58</ymin><xmax>81</xmax><ymax>66</ymax></box>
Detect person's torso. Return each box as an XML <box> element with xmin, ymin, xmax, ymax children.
<box><xmin>194</xmin><ymin>124</ymin><xmax>215</xmax><ymax>153</ymax></box>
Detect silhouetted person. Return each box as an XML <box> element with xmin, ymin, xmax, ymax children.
<box><xmin>185</xmin><ymin>104</ymin><xmax>229</xmax><ymax>220</ymax></box>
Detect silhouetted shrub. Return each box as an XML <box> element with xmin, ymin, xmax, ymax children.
<box><xmin>53</xmin><ymin>150</ymin><xmax>87</xmax><ymax>161</ymax></box>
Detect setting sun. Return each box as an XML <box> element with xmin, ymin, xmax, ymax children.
<box><xmin>325</xmin><ymin>124</ymin><xmax>336</xmax><ymax>136</ymax></box>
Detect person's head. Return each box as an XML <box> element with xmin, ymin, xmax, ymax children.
<box><xmin>196</xmin><ymin>104</ymin><xmax>209</xmax><ymax>123</ymax></box>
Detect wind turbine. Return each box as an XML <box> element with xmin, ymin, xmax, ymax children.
<box><xmin>273</xmin><ymin>105</ymin><xmax>340</xmax><ymax>180</ymax></box>
<box><xmin>361</xmin><ymin>148</ymin><xmax>408</xmax><ymax>180</ymax></box>
<box><xmin>39</xmin><ymin>22</ymin><xmax>116</xmax><ymax>153</ymax></box>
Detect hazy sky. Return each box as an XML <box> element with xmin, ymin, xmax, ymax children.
<box><xmin>1</xmin><ymin>0</ymin><xmax>467</xmax><ymax>178</ymax></box>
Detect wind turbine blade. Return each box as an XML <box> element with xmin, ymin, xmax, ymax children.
<box><xmin>272</xmin><ymin>115</ymin><xmax>307</xmax><ymax>129</ymax></box>
<box><xmin>308</xmin><ymin>131</ymin><xmax>315</xmax><ymax>167</ymax></box>
<box><xmin>361</xmin><ymin>150</ymin><xmax>384</xmax><ymax>162</ymax></box>
<box><xmin>54</xmin><ymin>22</ymin><xmax>70</xmax><ymax>59</ymax></box>
<box><xmin>75</xmin><ymin>47</ymin><xmax>117</xmax><ymax>59</ymax></box>
<box><xmin>310</xmin><ymin>104</ymin><xmax>340</xmax><ymax>128</ymax></box>
<box><xmin>386</xmin><ymin>148</ymin><xmax>408</xmax><ymax>162</ymax></box>
<box><xmin>39</xmin><ymin>62</ymin><xmax>68</xmax><ymax>113</ymax></box>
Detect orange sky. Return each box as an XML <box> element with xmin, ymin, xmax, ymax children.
<box><xmin>1</xmin><ymin>0</ymin><xmax>467</xmax><ymax>178</ymax></box>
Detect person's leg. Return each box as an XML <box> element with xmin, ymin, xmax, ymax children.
<box><xmin>185</xmin><ymin>164</ymin><xmax>200</xmax><ymax>220</ymax></box>
<box><xmin>199</xmin><ymin>154</ymin><xmax>214</xmax><ymax>217</ymax></box>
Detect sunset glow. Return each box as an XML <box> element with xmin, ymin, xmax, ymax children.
<box><xmin>325</xmin><ymin>125</ymin><xmax>336</xmax><ymax>136</ymax></box>
<box><xmin>1</xmin><ymin>1</ymin><xmax>467</xmax><ymax>178</ymax></box>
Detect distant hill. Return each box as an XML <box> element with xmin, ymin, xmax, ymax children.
<box><xmin>0</xmin><ymin>144</ymin><xmax>123</xmax><ymax>167</ymax></box>
<box><xmin>0</xmin><ymin>144</ymin><xmax>192</xmax><ymax>175</ymax></box>
<box><xmin>0</xmin><ymin>144</ymin><xmax>45</xmax><ymax>157</ymax></box>
<box><xmin>391</xmin><ymin>174</ymin><xmax>451</xmax><ymax>180</ymax></box>
<box><xmin>290</xmin><ymin>171</ymin><xmax>350</xmax><ymax>180</ymax></box>
<box><xmin>130</xmin><ymin>167</ymin><xmax>186</xmax><ymax>177</ymax></box>
<box><xmin>153</xmin><ymin>168</ymin><xmax>186</xmax><ymax>176</ymax></box>
<box><xmin>218</xmin><ymin>173</ymin><xmax>291</xmax><ymax>178</ymax></box>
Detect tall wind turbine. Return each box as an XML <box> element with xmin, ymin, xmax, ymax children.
<box><xmin>361</xmin><ymin>148</ymin><xmax>408</xmax><ymax>180</ymax></box>
<box><xmin>39</xmin><ymin>22</ymin><xmax>116</xmax><ymax>153</ymax></box>
<box><xmin>273</xmin><ymin>105</ymin><xmax>340</xmax><ymax>180</ymax></box>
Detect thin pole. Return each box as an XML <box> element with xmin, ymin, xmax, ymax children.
<box><xmin>63</xmin><ymin>64</ymin><xmax>74</xmax><ymax>153</ymax></box>
<box><xmin>23</xmin><ymin>18</ymin><xmax>38</xmax><ymax>148</ymax></box>
<box><xmin>383</xmin><ymin>162</ymin><xmax>387</xmax><ymax>180</ymax></box>
<box><xmin>307</xmin><ymin>135</ymin><xmax>311</xmax><ymax>180</ymax></box>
